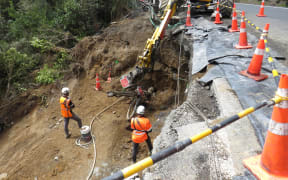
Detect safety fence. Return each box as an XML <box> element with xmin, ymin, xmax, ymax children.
<box><xmin>103</xmin><ymin>95</ymin><xmax>283</xmax><ymax>180</ymax></box>
<box><xmin>220</xmin><ymin>4</ymin><xmax>281</xmax><ymax>85</ymax></box>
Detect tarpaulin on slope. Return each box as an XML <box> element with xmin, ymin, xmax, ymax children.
<box><xmin>189</xmin><ymin>17</ymin><xmax>287</xmax><ymax>147</ymax></box>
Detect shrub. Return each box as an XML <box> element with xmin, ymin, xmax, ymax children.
<box><xmin>35</xmin><ymin>64</ymin><xmax>59</xmax><ymax>84</ymax></box>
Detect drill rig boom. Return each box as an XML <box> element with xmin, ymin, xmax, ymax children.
<box><xmin>120</xmin><ymin>0</ymin><xmax>178</xmax><ymax>89</ymax></box>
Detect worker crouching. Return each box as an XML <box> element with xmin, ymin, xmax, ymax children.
<box><xmin>60</xmin><ymin>87</ymin><xmax>82</xmax><ymax>138</ymax></box>
<box><xmin>131</xmin><ymin>105</ymin><xmax>153</xmax><ymax>163</ymax></box>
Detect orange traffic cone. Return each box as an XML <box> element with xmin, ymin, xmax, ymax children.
<box><xmin>243</xmin><ymin>74</ymin><xmax>288</xmax><ymax>179</ymax></box>
<box><xmin>214</xmin><ymin>1</ymin><xmax>223</xmax><ymax>24</ymax></box>
<box><xmin>257</xmin><ymin>0</ymin><xmax>267</xmax><ymax>17</ymax></box>
<box><xmin>239</xmin><ymin>34</ymin><xmax>268</xmax><ymax>81</ymax></box>
<box><xmin>229</xmin><ymin>4</ymin><xmax>240</xmax><ymax>32</ymax></box>
<box><xmin>95</xmin><ymin>73</ymin><xmax>101</xmax><ymax>91</ymax></box>
<box><xmin>263</xmin><ymin>23</ymin><xmax>269</xmax><ymax>38</ymax></box>
<box><xmin>235</xmin><ymin>11</ymin><xmax>253</xmax><ymax>49</ymax></box>
<box><xmin>106</xmin><ymin>69</ymin><xmax>112</xmax><ymax>83</ymax></box>
<box><xmin>185</xmin><ymin>4</ymin><xmax>193</xmax><ymax>27</ymax></box>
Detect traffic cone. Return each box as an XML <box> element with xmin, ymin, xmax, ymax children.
<box><xmin>214</xmin><ymin>1</ymin><xmax>223</xmax><ymax>24</ymax></box>
<box><xmin>263</xmin><ymin>23</ymin><xmax>269</xmax><ymax>38</ymax></box>
<box><xmin>239</xmin><ymin>34</ymin><xmax>268</xmax><ymax>81</ymax></box>
<box><xmin>185</xmin><ymin>4</ymin><xmax>193</xmax><ymax>27</ymax></box>
<box><xmin>106</xmin><ymin>69</ymin><xmax>112</xmax><ymax>83</ymax></box>
<box><xmin>243</xmin><ymin>74</ymin><xmax>288</xmax><ymax>179</ymax></box>
<box><xmin>95</xmin><ymin>73</ymin><xmax>101</xmax><ymax>91</ymax></box>
<box><xmin>235</xmin><ymin>11</ymin><xmax>253</xmax><ymax>49</ymax></box>
<box><xmin>229</xmin><ymin>4</ymin><xmax>240</xmax><ymax>32</ymax></box>
<box><xmin>257</xmin><ymin>0</ymin><xmax>267</xmax><ymax>17</ymax></box>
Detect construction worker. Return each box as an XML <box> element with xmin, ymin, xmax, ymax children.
<box><xmin>59</xmin><ymin>87</ymin><xmax>82</xmax><ymax>138</ymax></box>
<box><xmin>131</xmin><ymin>105</ymin><xmax>153</xmax><ymax>163</ymax></box>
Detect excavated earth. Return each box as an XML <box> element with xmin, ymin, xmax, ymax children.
<box><xmin>0</xmin><ymin>11</ymin><xmax>206</xmax><ymax>180</ymax></box>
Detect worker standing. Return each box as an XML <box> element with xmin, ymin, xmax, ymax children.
<box><xmin>59</xmin><ymin>87</ymin><xmax>82</xmax><ymax>138</ymax></box>
<box><xmin>131</xmin><ymin>105</ymin><xmax>153</xmax><ymax>163</ymax></box>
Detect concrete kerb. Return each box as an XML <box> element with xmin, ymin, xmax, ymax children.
<box><xmin>212</xmin><ymin>78</ymin><xmax>262</xmax><ymax>176</ymax></box>
<box><xmin>142</xmin><ymin>77</ymin><xmax>262</xmax><ymax>179</ymax></box>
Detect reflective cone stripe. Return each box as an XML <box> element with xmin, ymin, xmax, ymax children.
<box><xmin>185</xmin><ymin>4</ymin><xmax>192</xmax><ymax>27</ymax></box>
<box><xmin>247</xmin><ymin>35</ymin><xmax>265</xmax><ymax>75</ymax></box>
<box><xmin>257</xmin><ymin>0</ymin><xmax>266</xmax><ymax>17</ymax></box>
<box><xmin>261</xmin><ymin>74</ymin><xmax>288</xmax><ymax>177</ymax></box>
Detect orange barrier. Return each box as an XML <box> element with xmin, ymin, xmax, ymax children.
<box><xmin>243</xmin><ymin>74</ymin><xmax>288</xmax><ymax>179</ymax></box>
<box><xmin>240</xmin><ymin>34</ymin><xmax>268</xmax><ymax>81</ymax></box>
<box><xmin>229</xmin><ymin>4</ymin><xmax>240</xmax><ymax>32</ymax></box>
<box><xmin>95</xmin><ymin>73</ymin><xmax>101</xmax><ymax>91</ymax></box>
<box><xmin>185</xmin><ymin>4</ymin><xmax>193</xmax><ymax>27</ymax></box>
<box><xmin>214</xmin><ymin>1</ymin><xmax>223</xmax><ymax>24</ymax></box>
<box><xmin>235</xmin><ymin>11</ymin><xmax>252</xmax><ymax>49</ymax></box>
<box><xmin>257</xmin><ymin>0</ymin><xmax>267</xmax><ymax>17</ymax></box>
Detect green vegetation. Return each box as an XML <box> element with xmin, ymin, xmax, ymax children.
<box><xmin>36</xmin><ymin>64</ymin><xmax>60</xmax><ymax>85</ymax></box>
<box><xmin>0</xmin><ymin>0</ymin><xmax>137</xmax><ymax>99</ymax></box>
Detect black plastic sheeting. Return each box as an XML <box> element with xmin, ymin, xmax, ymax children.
<box><xmin>187</xmin><ymin>17</ymin><xmax>287</xmax><ymax>147</ymax></box>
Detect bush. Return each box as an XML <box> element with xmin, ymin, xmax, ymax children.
<box><xmin>35</xmin><ymin>64</ymin><xmax>59</xmax><ymax>84</ymax></box>
<box><xmin>54</xmin><ymin>50</ymin><xmax>70</xmax><ymax>69</ymax></box>
<box><xmin>30</xmin><ymin>37</ymin><xmax>53</xmax><ymax>53</ymax></box>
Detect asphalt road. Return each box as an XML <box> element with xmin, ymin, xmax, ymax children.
<box><xmin>236</xmin><ymin>3</ymin><xmax>288</xmax><ymax>58</ymax></box>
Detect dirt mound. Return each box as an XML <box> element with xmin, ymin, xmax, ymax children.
<box><xmin>0</xmin><ymin>11</ymin><xmax>189</xmax><ymax>179</ymax></box>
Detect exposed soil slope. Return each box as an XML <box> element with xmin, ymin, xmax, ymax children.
<box><xmin>0</xmin><ymin>11</ymin><xmax>189</xmax><ymax>179</ymax></box>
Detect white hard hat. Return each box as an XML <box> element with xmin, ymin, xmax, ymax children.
<box><xmin>136</xmin><ymin>105</ymin><xmax>145</xmax><ymax>115</ymax></box>
<box><xmin>61</xmin><ymin>87</ymin><xmax>70</xmax><ymax>95</ymax></box>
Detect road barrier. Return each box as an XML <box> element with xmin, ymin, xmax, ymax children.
<box><xmin>214</xmin><ymin>1</ymin><xmax>223</xmax><ymax>24</ymax></box>
<box><xmin>240</xmin><ymin>34</ymin><xmax>268</xmax><ymax>81</ymax></box>
<box><xmin>244</xmin><ymin>74</ymin><xmax>288</xmax><ymax>179</ymax></box>
<box><xmin>220</xmin><ymin>4</ymin><xmax>281</xmax><ymax>85</ymax></box>
<box><xmin>103</xmin><ymin>94</ymin><xmax>284</xmax><ymax>180</ymax></box>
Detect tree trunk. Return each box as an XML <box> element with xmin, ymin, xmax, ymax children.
<box><xmin>5</xmin><ymin>77</ymin><xmax>11</xmax><ymax>99</ymax></box>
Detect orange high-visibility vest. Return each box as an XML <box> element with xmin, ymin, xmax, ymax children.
<box><xmin>59</xmin><ymin>96</ymin><xmax>72</xmax><ymax>118</ymax></box>
<box><xmin>131</xmin><ymin>117</ymin><xmax>152</xmax><ymax>143</ymax></box>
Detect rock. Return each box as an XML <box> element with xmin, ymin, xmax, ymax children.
<box><xmin>51</xmin><ymin>169</ymin><xmax>57</xmax><ymax>176</ymax></box>
<box><xmin>112</xmin><ymin>111</ymin><xmax>116</xmax><ymax>114</ymax></box>
<box><xmin>49</xmin><ymin>124</ymin><xmax>55</xmax><ymax>129</ymax></box>
<box><xmin>54</xmin><ymin>156</ymin><xmax>59</xmax><ymax>161</ymax></box>
<box><xmin>0</xmin><ymin>173</ymin><xmax>8</xmax><ymax>180</ymax></box>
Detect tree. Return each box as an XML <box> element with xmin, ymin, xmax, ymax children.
<box><xmin>0</xmin><ymin>48</ymin><xmax>36</xmax><ymax>98</ymax></box>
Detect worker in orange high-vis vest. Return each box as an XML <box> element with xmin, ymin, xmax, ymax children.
<box><xmin>60</xmin><ymin>87</ymin><xmax>82</xmax><ymax>138</ymax></box>
<box><xmin>131</xmin><ymin>105</ymin><xmax>153</xmax><ymax>163</ymax></box>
